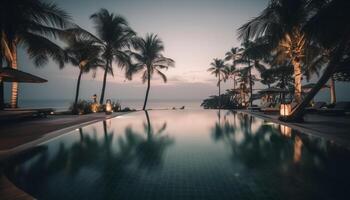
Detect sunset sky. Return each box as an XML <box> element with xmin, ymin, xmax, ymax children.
<box><xmin>4</xmin><ymin>0</ymin><xmax>349</xmax><ymax>102</ymax></box>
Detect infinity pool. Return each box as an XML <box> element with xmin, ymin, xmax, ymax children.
<box><xmin>5</xmin><ymin>110</ymin><xmax>350</xmax><ymax>200</ymax></box>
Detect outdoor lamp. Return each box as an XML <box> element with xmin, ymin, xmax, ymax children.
<box><xmin>91</xmin><ymin>94</ymin><xmax>99</xmax><ymax>113</ymax></box>
<box><xmin>105</xmin><ymin>99</ymin><xmax>113</xmax><ymax>114</ymax></box>
<box><xmin>280</xmin><ymin>103</ymin><xmax>291</xmax><ymax>116</ymax></box>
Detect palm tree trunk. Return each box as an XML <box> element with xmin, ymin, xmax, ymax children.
<box><xmin>10</xmin><ymin>42</ymin><xmax>18</xmax><ymax>108</ymax></box>
<box><xmin>329</xmin><ymin>77</ymin><xmax>336</xmax><ymax>104</ymax></box>
<box><xmin>292</xmin><ymin>58</ymin><xmax>302</xmax><ymax>104</ymax></box>
<box><xmin>0</xmin><ymin>59</ymin><xmax>4</xmax><ymax>110</ymax></box>
<box><xmin>143</xmin><ymin>69</ymin><xmax>151</xmax><ymax>110</ymax></box>
<box><xmin>145</xmin><ymin>110</ymin><xmax>151</xmax><ymax>140</ymax></box>
<box><xmin>218</xmin><ymin>73</ymin><xmax>221</xmax><ymax>109</ymax></box>
<box><xmin>100</xmin><ymin>60</ymin><xmax>109</xmax><ymax>105</ymax></box>
<box><xmin>233</xmin><ymin>74</ymin><xmax>236</xmax><ymax>90</ymax></box>
<box><xmin>74</xmin><ymin>70</ymin><xmax>83</xmax><ymax>105</ymax></box>
<box><xmin>281</xmin><ymin>43</ymin><xmax>345</xmax><ymax>122</ymax></box>
<box><xmin>249</xmin><ymin>67</ymin><xmax>253</xmax><ymax>106</ymax></box>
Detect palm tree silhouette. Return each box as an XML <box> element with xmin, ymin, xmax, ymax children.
<box><xmin>88</xmin><ymin>9</ymin><xmax>135</xmax><ymax>104</ymax></box>
<box><xmin>281</xmin><ymin>0</ymin><xmax>350</xmax><ymax>121</ymax></box>
<box><xmin>208</xmin><ymin>58</ymin><xmax>228</xmax><ymax>109</ymax></box>
<box><xmin>127</xmin><ymin>34</ymin><xmax>174</xmax><ymax>110</ymax></box>
<box><xmin>237</xmin><ymin>40</ymin><xmax>266</xmax><ymax>106</ymax></box>
<box><xmin>0</xmin><ymin>0</ymin><xmax>72</xmax><ymax>108</ymax></box>
<box><xmin>64</xmin><ymin>36</ymin><xmax>104</xmax><ymax>106</ymax></box>
<box><xmin>225</xmin><ymin>47</ymin><xmax>242</xmax><ymax>90</ymax></box>
<box><xmin>238</xmin><ymin>0</ymin><xmax>310</xmax><ymax>104</ymax></box>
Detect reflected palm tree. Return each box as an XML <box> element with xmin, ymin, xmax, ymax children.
<box><xmin>211</xmin><ymin>110</ymin><xmax>236</xmax><ymax>143</ymax></box>
<box><xmin>130</xmin><ymin>111</ymin><xmax>174</xmax><ymax>170</ymax></box>
<box><xmin>6</xmin><ymin>123</ymin><xmax>143</xmax><ymax>199</ymax></box>
<box><xmin>209</xmin><ymin>111</ymin><xmax>344</xmax><ymax>179</ymax></box>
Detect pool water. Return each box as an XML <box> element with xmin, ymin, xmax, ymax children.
<box><xmin>5</xmin><ymin>110</ymin><xmax>350</xmax><ymax>200</ymax></box>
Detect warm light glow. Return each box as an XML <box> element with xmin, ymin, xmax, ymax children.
<box><xmin>280</xmin><ymin>104</ymin><xmax>291</xmax><ymax>116</ymax></box>
<box><xmin>294</xmin><ymin>135</ymin><xmax>303</xmax><ymax>163</ymax></box>
<box><xmin>280</xmin><ymin>125</ymin><xmax>292</xmax><ymax>137</ymax></box>
<box><xmin>105</xmin><ymin>99</ymin><xmax>113</xmax><ymax>114</ymax></box>
<box><xmin>11</xmin><ymin>82</ymin><xmax>18</xmax><ymax>108</ymax></box>
<box><xmin>91</xmin><ymin>103</ymin><xmax>99</xmax><ymax>113</ymax></box>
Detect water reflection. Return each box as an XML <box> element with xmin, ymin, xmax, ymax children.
<box><xmin>210</xmin><ymin>111</ymin><xmax>350</xmax><ymax>199</ymax></box>
<box><xmin>126</xmin><ymin>111</ymin><xmax>174</xmax><ymax>170</ymax></box>
<box><xmin>5</xmin><ymin>110</ymin><xmax>350</xmax><ymax>200</ymax></box>
<box><xmin>6</xmin><ymin>111</ymin><xmax>174</xmax><ymax>200</ymax></box>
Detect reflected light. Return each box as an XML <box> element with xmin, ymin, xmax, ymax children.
<box><xmin>280</xmin><ymin>125</ymin><xmax>292</xmax><ymax>138</ymax></box>
<box><xmin>294</xmin><ymin>135</ymin><xmax>303</xmax><ymax>164</ymax></box>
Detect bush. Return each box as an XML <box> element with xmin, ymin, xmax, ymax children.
<box><xmin>70</xmin><ymin>100</ymin><xmax>94</xmax><ymax>115</ymax></box>
<box><xmin>201</xmin><ymin>94</ymin><xmax>240</xmax><ymax>109</ymax></box>
<box><xmin>120</xmin><ymin>107</ymin><xmax>136</xmax><ymax>112</ymax></box>
<box><xmin>112</xmin><ymin>100</ymin><xmax>121</xmax><ymax>112</ymax></box>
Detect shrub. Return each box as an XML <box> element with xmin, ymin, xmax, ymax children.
<box><xmin>120</xmin><ymin>107</ymin><xmax>136</xmax><ymax>112</ymax></box>
<box><xmin>70</xmin><ymin>100</ymin><xmax>94</xmax><ymax>115</ymax></box>
<box><xmin>112</xmin><ymin>100</ymin><xmax>121</xmax><ymax>112</ymax></box>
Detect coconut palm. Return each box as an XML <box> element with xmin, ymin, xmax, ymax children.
<box><xmin>88</xmin><ymin>9</ymin><xmax>135</xmax><ymax>105</ymax></box>
<box><xmin>225</xmin><ymin>47</ymin><xmax>242</xmax><ymax>90</ymax></box>
<box><xmin>238</xmin><ymin>40</ymin><xmax>266</xmax><ymax>106</ymax></box>
<box><xmin>0</xmin><ymin>0</ymin><xmax>72</xmax><ymax>108</ymax></box>
<box><xmin>284</xmin><ymin>0</ymin><xmax>350</xmax><ymax>121</ymax></box>
<box><xmin>208</xmin><ymin>58</ymin><xmax>228</xmax><ymax>109</ymax></box>
<box><xmin>0</xmin><ymin>43</ymin><xmax>4</xmax><ymax>109</ymax></box>
<box><xmin>238</xmin><ymin>0</ymin><xmax>310</xmax><ymax>104</ymax></box>
<box><xmin>127</xmin><ymin>34</ymin><xmax>174</xmax><ymax>110</ymax></box>
<box><xmin>64</xmin><ymin>37</ymin><xmax>104</xmax><ymax>106</ymax></box>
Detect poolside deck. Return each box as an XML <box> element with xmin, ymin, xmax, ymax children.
<box><xmin>0</xmin><ymin>112</ymin><xmax>128</xmax><ymax>157</ymax></box>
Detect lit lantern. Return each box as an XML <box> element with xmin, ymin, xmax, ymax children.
<box><xmin>280</xmin><ymin>103</ymin><xmax>291</xmax><ymax>116</ymax></box>
<box><xmin>105</xmin><ymin>99</ymin><xmax>113</xmax><ymax>114</ymax></box>
<box><xmin>280</xmin><ymin>125</ymin><xmax>292</xmax><ymax>137</ymax></box>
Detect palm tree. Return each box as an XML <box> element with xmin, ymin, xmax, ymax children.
<box><xmin>225</xmin><ymin>47</ymin><xmax>242</xmax><ymax>90</ymax></box>
<box><xmin>208</xmin><ymin>58</ymin><xmax>228</xmax><ymax>109</ymax></box>
<box><xmin>283</xmin><ymin>0</ymin><xmax>350</xmax><ymax>121</ymax></box>
<box><xmin>65</xmin><ymin>37</ymin><xmax>104</xmax><ymax>106</ymax></box>
<box><xmin>238</xmin><ymin>40</ymin><xmax>266</xmax><ymax>106</ymax></box>
<box><xmin>89</xmin><ymin>9</ymin><xmax>135</xmax><ymax>105</ymax></box>
<box><xmin>238</xmin><ymin>0</ymin><xmax>310</xmax><ymax>104</ymax></box>
<box><xmin>0</xmin><ymin>0</ymin><xmax>72</xmax><ymax>108</ymax></box>
<box><xmin>0</xmin><ymin>43</ymin><xmax>4</xmax><ymax>109</ymax></box>
<box><xmin>127</xmin><ymin>34</ymin><xmax>174</xmax><ymax>110</ymax></box>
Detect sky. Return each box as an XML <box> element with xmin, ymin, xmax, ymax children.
<box><xmin>4</xmin><ymin>0</ymin><xmax>349</xmax><ymax>103</ymax></box>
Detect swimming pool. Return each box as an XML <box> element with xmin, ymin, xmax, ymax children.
<box><xmin>5</xmin><ymin>110</ymin><xmax>350</xmax><ymax>200</ymax></box>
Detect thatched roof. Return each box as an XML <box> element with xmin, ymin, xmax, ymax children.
<box><xmin>0</xmin><ymin>67</ymin><xmax>47</xmax><ymax>83</ymax></box>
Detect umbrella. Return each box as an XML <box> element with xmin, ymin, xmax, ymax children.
<box><xmin>0</xmin><ymin>67</ymin><xmax>47</xmax><ymax>83</ymax></box>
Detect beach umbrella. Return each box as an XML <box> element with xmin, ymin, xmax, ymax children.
<box><xmin>0</xmin><ymin>67</ymin><xmax>47</xmax><ymax>83</ymax></box>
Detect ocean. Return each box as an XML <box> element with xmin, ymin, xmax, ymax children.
<box><xmin>18</xmin><ymin>99</ymin><xmax>203</xmax><ymax>111</ymax></box>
